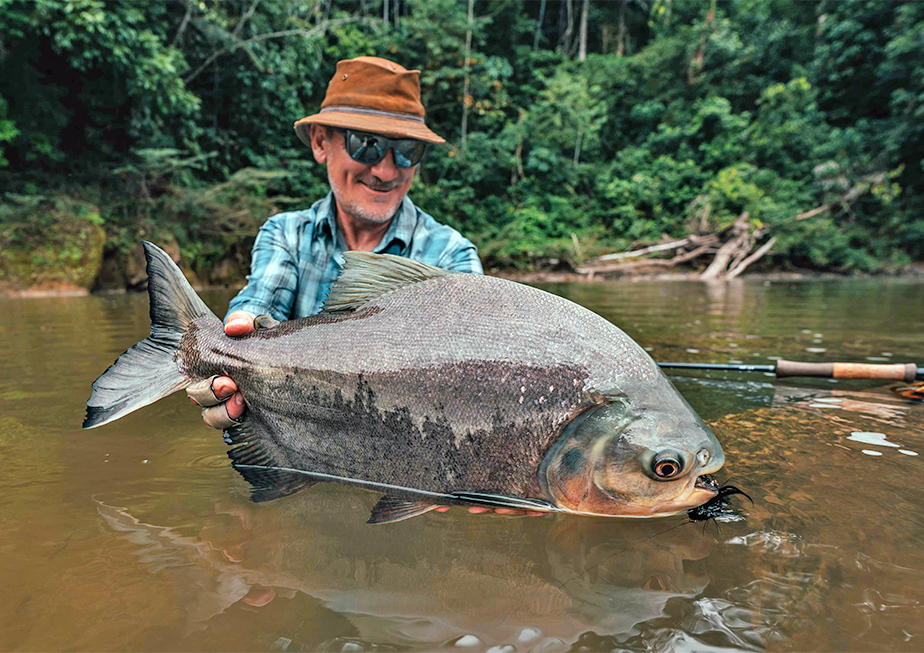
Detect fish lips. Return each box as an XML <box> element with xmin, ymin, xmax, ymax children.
<box><xmin>549</xmin><ymin>470</ymin><xmax>721</xmax><ymax>519</ymax></box>
<box><xmin>660</xmin><ymin>474</ymin><xmax>725</xmax><ymax>516</ymax></box>
<box><xmin>684</xmin><ymin>474</ymin><xmax>723</xmax><ymax>507</ymax></box>
<box><xmin>624</xmin><ymin>471</ymin><xmax>723</xmax><ymax>518</ymax></box>
<box><xmin>695</xmin><ymin>474</ymin><xmax>720</xmax><ymax>493</ymax></box>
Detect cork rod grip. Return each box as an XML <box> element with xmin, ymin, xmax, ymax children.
<box><xmin>775</xmin><ymin>359</ymin><xmax>917</xmax><ymax>382</ymax></box>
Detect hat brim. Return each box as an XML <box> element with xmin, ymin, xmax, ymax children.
<box><xmin>294</xmin><ymin>112</ymin><xmax>446</xmax><ymax>146</ymax></box>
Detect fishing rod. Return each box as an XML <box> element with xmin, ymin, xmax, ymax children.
<box><xmin>657</xmin><ymin>359</ymin><xmax>924</xmax><ymax>382</ymax></box>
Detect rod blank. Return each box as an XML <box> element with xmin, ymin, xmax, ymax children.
<box><xmin>657</xmin><ymin>362</ymin><xmax>775</xmax><ymax>373</ymax></box>
<box><xmin>658</xmin><ymin>359</ymin><xmax>923</xmax><ymax>382</ymax></box>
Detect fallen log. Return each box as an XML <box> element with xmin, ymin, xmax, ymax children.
<box><xmin>594</xmin><ymin>236</ymin><xmax>697</xmax><ymax>262</ymax></box>
<box><xmin>576</xmin><ymin>240</ymin><xmax>717</xmax><ymax>275</ymax></box>
<box><xmin>726</xmin><ymin>236</ymin><xmax>777</xmax><ymax>279</ymax></box>
<box><xmin>699</xmin><ymin>213</ymin><xmax>753</xmax><ymax>280</ymax></box>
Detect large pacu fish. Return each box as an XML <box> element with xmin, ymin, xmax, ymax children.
<box><xmin>84</xmin><ymin>243</ymin><xmax>726</xmax><ymax>523</ymax></box>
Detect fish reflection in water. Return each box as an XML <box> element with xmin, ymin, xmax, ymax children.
<box><xmin>96</xmin><ymin>493</ymin><xmax>717</xmax><ymax>650</ymax></box>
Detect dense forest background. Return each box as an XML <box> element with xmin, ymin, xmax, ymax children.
<box><xmin>1</xmin><ymin>0</ymin><xmax>923</xmax><ymax>289</ymax></box>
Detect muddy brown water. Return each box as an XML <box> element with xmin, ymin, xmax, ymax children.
<box><xmin>2</xmin><ymin>278</ymin><xmax>924</xmax><ymax>651</ymax></box>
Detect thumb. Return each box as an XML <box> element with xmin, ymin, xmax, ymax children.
<box><xmin>225</xmin><ymin>311</ymin><xmax>256</xmax><ymax>337</ymax></box>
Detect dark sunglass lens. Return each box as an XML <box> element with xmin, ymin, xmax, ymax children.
<box><xmin>393</xmin><ymin>140</ymin><xmax>427</xmax><ymax>168</ymax></box>
<box><xmin>346</xmin><ymin>131</ymin><xmax>386</xmax><ymax>164</ymax></box>
<box><xmin>344</xmin><ymin>130</ymin><xmax>425</xmax><ymax>168</ymax></box>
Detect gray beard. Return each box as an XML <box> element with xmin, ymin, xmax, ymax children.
<box><xmin>329</xmin><ymin>176</ymin><xmax>404</xmax><ymax>226</ymax></box>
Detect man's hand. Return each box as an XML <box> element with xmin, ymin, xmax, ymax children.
<box><xmin>186</xmin><ymin>310</ymin><xmax>254</xmax><ymax>428</ymax></box>
<box><xmin>224</xmin><ymin>310</ymin><xmax>258</xmax><ymax>337</ymax></box>
<box><xmin>434</xmin><ymin>506</ymin><xmax>546</xmax><ymax>517</ymax></box>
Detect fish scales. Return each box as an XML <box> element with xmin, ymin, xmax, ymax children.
<box><xmin>85</xmin><ymin>244</ymin><xmax>726</xmax><ymax>521</ymax></box>
<box><xmin>179</xmin><ymin>274</ymin><xmax>639</xmax><ymax>497</ymax></box>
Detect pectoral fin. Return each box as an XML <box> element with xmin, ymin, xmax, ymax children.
<box><xmin>225</xmin><ymin>420</ymin><xmax>318</xmax><ymax>502</ymax></box>
<box><xmin>367</xmin><ymin>496</ymin><xmax>438</xmax><ymax>524</ymax></box>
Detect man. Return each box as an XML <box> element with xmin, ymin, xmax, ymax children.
<box><xmin>189</xmin><ymin>55</ymin><xmax>480</xmax><ymax>422</ymax></box>
<box><xmin>188</xmin><ymin>58</ymin><xmax>536</xmax><ymax>515</ymax></box>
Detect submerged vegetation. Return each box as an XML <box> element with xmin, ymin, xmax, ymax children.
<box><xmin>1</xmin><ymin>0</ymin><xmax>923</xmax><ymax>289</ymax></box>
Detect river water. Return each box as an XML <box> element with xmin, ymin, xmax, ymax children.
<box><xmin>2</xmin><ymin>277</ymin><xmax>924</xmax><ymax>651</ymax></box>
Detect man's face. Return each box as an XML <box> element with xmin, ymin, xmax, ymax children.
<box><xmin>310</xmin><ymin>125</ymin><xmax>417</xmax><ymax>225</ymax></box>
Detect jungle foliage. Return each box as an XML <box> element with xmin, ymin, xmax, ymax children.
<box><xmin>1</xmin><ymin>0</ymin><xmax>923</xmax><ymax>281</ymax></box>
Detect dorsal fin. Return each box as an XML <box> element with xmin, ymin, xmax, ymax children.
<box><xmin>322</xmin><ymin>252</ymin><xmax>454</xmax><ymax>313</ymax></box>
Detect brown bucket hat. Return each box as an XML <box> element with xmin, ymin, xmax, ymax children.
<box><xmin>294</xmin><ymin>56</ymin><xmax>445</xmax><ymax>146</ymax></box>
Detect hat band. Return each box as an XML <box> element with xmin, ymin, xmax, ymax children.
<box><xmin>320</xmin><ymin>106</ymin><xmax>425</xmax><ymax>124</ymax></box>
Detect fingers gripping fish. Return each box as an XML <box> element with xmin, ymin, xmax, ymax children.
<box><xmin>84</xmin><ymin>243</ymin><xmax>726</xmax><ymax>524</ymax></box>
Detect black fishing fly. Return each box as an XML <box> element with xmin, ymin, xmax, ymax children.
<box><xmin>687</xmin><ymin>475</ymin><xmax>752</xmax><ymax>522</ymax></box>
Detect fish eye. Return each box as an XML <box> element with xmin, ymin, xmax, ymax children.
<box><xmin>651</xmin><ymin>450</ymin><xmax>683</xmax><ymax>479</ymax></box>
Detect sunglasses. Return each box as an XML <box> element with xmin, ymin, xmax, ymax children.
<box><xmin>332</xmin><ymin>128</ymin><xmax>428</xmax><ymax>169</ymax></box>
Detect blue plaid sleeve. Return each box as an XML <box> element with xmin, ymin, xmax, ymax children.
<box><xmin>226</xmin><ymin>216</ymin><xmax>298</xmax><ymax>322</ymax></box>
<box><xmin>406</xmin><ymin>203</ymin><xmax>483</xmax><ymax>274</ymax></box>
<box><xmin>438</xmin><ymin>238</ymin><xmax>483</xmax><ymax>274</ymax></box>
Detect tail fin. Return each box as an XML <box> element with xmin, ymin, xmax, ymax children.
<box><xmin>83</xmin><ymin>242</ymin><xmax>218</xmax><ymax>429</ymax></box>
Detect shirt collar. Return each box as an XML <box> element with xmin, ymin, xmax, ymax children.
<box><xmin>374</xmin><ymin>195</ymin><xmax>416</xmax><ymax>253</ymax></box>
<box><xmin>315</xmin><ymin>193</ymin><xmax>339</xmax><ymax>242</ymax></box>
<box><xmin>315</xmin><ymin>191</ymin><xmax>416</xmax><ymax>253</ymax></box>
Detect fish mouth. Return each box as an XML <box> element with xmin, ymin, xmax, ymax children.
<box><xmin>561</xmin><ymin>473</ymin><xmax>723</xmax><ymax>519</ymax></box>
<box><xmin>695</xmin><ymin>474</ymin><xmax>720</xmax><ymax>494</ymax></box>
<box><xmin>649</xmin><ymin>473</ymin><xmax>719</xmax><ymax>516</ymax></box>
<box><xmin>680</xmin><ymin>474</ymin><xmax>721</xmax><ymax>509</ymax></box>
<box><xmin>687</xmin><ymin>480</ymin><xmax>752</xmax><ymax>521</ymax></box>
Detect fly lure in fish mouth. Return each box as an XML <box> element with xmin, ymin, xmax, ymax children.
<box><xmin>687</xmin><ymin>475</ymin><xmax>752</xmax><ymax>522</ymax></box>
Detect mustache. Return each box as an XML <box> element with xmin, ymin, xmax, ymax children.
<box><xmin>359</xmin><ymin>176</ymin><xmax>401</xmax><ymax>191</ymax></box>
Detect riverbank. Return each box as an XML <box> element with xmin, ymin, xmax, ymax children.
<box><xmin>495</xmin><ymin>267</ymin><xmax>810</xmax><ymax>284</ymax></box>
<box><xmin>495</xmin><ymin>265</ymin><xmax>924</xmax><ymax>284</ymax></box>
<box><xmin>5</xmin><ymin>263</ymin><xmax>924</xmax><ymax>298</ymax></box>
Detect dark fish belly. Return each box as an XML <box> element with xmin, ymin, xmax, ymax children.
<box><xmin>229</xmin><ymin>359</ymin><xmax>591</xmax><ymax>499</ymax></box>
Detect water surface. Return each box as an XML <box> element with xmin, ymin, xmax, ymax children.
<box><xmin>2</xmin><ymin>278</ymin><xmax>924</xmax><ymax>651</ymax></box>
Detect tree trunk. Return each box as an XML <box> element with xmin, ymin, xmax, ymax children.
<box><xmin>688</xmin><ymin>0</ymin><xmax>716</xmax><ymax>85</ymax></box>
<box><xmin>561</xmin><ymin>0</ymin><xmax>574</xmax><ymax>58</ymax></box>
<box><xmin>616</xmin><ymin>0</ymin><xmax>626</xmax><ymax>57</ymax></box>
<box><xmin>511</xmin><ymin>109</ymin><xmax>526</xmax><ymax>186</ymax></box>
<box><xmin>571</xmin><ymin>233</ymin><xmax>583</xmax><ymax>259</ymax></box>
<box><xmin>383</xmin><ymin>0</ymin><xmax>388</xmax><ymax>24</ymax></box>
<box><xmin>461</xmin><ymin>0</ymin><xmax>474</xmax><ymax>145</ymax></box>
<box><xmin>727</xmin><ymin>237</ymin><xmax>777</xmax><ymax>279</ymax></box>
<box><xmin>700</xmin><ymin>212</ymin><xmax>751</xmax><ymax>280</ymax></box>
<box><xmin>573</xmin><ymin>127</ymin><xmax>583</xmax><ymax>167</ymax></box>
<box><xmin>578</xmin><ymin>0</ymin><xmax>589</xmax><ymax>61</ymax></box>
<box><xmin>533</xmin><ymin>0</ymin><xmax>547</xmax><ymax>51</ymax></box>
<box><xmin>171</xmin><ymin>0</ymin><xmax>194</xmax><ymax>46</ymax></box>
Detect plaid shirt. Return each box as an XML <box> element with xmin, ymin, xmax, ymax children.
<box><xmin>227</xmin><ymin>192</ymin><xmax>483</xmax><ymax>321</ymax></box>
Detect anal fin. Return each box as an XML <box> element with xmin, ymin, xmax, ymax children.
<box><xmin>367</xmin><ymin>495</ymin><xmax>438</xmax><ymax>524</ymax></box>
<box><xmin>225</xmin><ymin>420</ymin><xmax>317</xmax><ymax>502</ymax></box>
